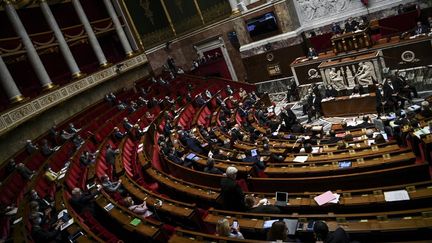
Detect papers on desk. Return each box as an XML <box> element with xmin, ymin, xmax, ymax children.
<box><xmin>314</xmin><ymin>191</ymin><xmax>337</xmax><ymax>206</ymax></box>
<box><xmin>367</xmin><ymin>139</ymin><xmax>375</xmax><ymax>146</ymax></box>
<box><xmin>137</xmin><ymin>143</ymin><xmax>144</xmax><ymax>153</ymax></box>
<box><xmin>312</xmin><ymin>147</ymin><xmax>320</xmax><ymax>154</ymax></box>
<box><xmin>293</xmin><ymin>156</ymin><xmax>308</xmax><ymax>163</ymax></box>
<box><xmin>186</xmin><ymin>153</ymin><xmax>199</xmax><ymax>161</ymax></box>
<box><xmin>13</xmin><ymin>217</ymin><xmax>22</xmax><ymax>225</ymax></box>
<box><xmin>360</xmin><ymin>93</ymin><xmax>370</xmax><ymax>97</ymax></box>
<box><xmin>263</xmin><ymin>219</ymin><xmax>278</xmax><ymax>229</ymax></box>
<box><xmin>408</xmin><ymin>104</ymin><xmax>421</xmax><ymax>112</ymax></box>
<box><xmin>413</xmin><ymin>127</ymin><xmax>430</xmax><ymax>138</ymax></box>
<box><xmin>384</xmin><ymin>190</ymin><xmax>410</xmax><ymax>202</ymax></box>
<box><xmin>329</xmin><ymin>193</ymin><xmax>340</xmax><ymax>204</ymax></box>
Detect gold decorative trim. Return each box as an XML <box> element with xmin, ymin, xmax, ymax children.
<box><xmin>160</xmin><ymin>0</ymin><xmax>176</xmax><ymax>36</ymax></box>
<box><xmin>72</xmin><ymin>71</ymin><xmax>84</xmax><ymax>79</ymax></box>
<box><xmin>10</xmin><ymin>94</ymin><xmax>25</xmax><ymax>103</ymax></box>
<box><xmin>42</xmin><ymin>83</ymin><xmax>57</xmax><ymax>91</ymax></box>
<box><xmin>126</xmin><ymin>51</ymin><xmax>134</xmax><ymax>57</ymax></box>
<box><xmin>231</xmin><ymin>9</ymin><xmax>241</xmax><ymax>15</ymax></box>
<box><xmin>0</xmin><ymin>53</ymin><xmax>148</xmax><ymax>136</ymax></box>
<box><xmin>100</xmin><ymin>62</ymin><xmax>111</xmax><ymax>68</ymax></box>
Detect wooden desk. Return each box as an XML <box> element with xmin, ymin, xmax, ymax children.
<box><xmin>321</xmin><ymin>94</ymin><xmax>376</xmax><ymax>117</ymax></box>
<box><xmin>249</xmin><ymin>163</ymin><xmax>431</xmax><ymax>193</ymax></box>
<box><xmin>331</xmin><ymin>29</ymin><xmax>372</xmax><ymax>53</ymax></box>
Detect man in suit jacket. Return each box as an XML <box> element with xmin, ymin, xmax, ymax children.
<box><xmin>105</xmin><ymin>144</ymin><xmax>119</xmax><ymax>166</ymax></box>
<box><xmin>220</xmin><ymin>167</ymin><xmax>245</xmax><ymax>211</ymax></box>
<box><xmin>186</xmin><ymin>134</ymin><xmax>204</xmax><ymax>154</ymax></box>
<box><xmin>383</xmin><ymin>79</ymin><xmax>398</xmax><ymax>112</ymax></box>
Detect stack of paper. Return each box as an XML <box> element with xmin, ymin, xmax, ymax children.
<box><xmin>293</xmin><ymin>156</ymin><xmax>308</xmax><ymax>163</ymax></box>
<box><xmin>314</xmin><ymin>191</ymin><xmax>337</xmax><ymax>206</ymax></box>
<box><xmin>328</xmin><ymin>193</ymin><xmax>340</xmax><ymax>204</ymax></box>
<box><xmin>384</xmin><ymin>190</ymin><xmax>410</xmax><ymax>202</ymax></box>
<box><xmin>312</xmin><ymin>147</ymin><xmax>320</xmax><ymax>154</ymax></box>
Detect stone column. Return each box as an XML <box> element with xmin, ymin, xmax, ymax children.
<box><xmin>40</xmin><ymin>0</ymin><xmax>83</xmax><ymax>79</ymax></box>
<box><xmin>102</xmin><ymin>0</ymin><xmax>133</xmax><ymax>57</ymax></box>
<box><xmin>71</xmin><ymin>0</ymin><xmax>109</xmax><ymax>67</ymax></box>
<box><xmin>0</xmin><ymin>55</ymin><xmax>24</xmax><ymax>102</ymax></box>
<box><xmin>4</xmin><ymin>1</ymin><xmax>54</xmax><ymax>89</ymax></box>
<box><xmin>228</xmin><ymin>0</ymin><xmax>239</xmax><ymax>14</ymax></box>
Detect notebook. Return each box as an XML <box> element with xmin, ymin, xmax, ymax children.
<box><xmin>275</xmin><ymin>192</ymin><xmax>289</xmax><ymax>206</ymax></box>
<box><xmin>60</xmin><ymin>218</ymin><xmax>74</xmax><ymax>231</ymax></box>
<box><xmin>314</xmin><ymin>191</ymin><xmax>336</xmax><ymax>206</ymax></box>
<box><xmin>130</xmin><ymin>218</ymin><xmax>141</xmax><ymax>226</ymax></box>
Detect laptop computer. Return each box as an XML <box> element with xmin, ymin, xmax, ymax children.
<box><xmin>275</xmin><ymin>192</ymin><xmax>289</xmax><ymax>206</ymax></box>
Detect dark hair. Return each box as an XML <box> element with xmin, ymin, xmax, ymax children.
<box><xmin>267</xmin><ymin>220</ymin><xmax>288</xmax><ymax>241</ymax></box>
<box><xmin>304</xmin><ymin>143</ymin><xmax>313</xmax><ymax>153</ymax></box>
<box><xmin>313</xmin><ymin>221</ymin><xmax>329</xmax><ymax>240</ymax></box>
<box><xmin>374</xmin><ymin>134</ymin><xmax>386</xmax><ymax>144</ymax></box>
<box><xmin>344</xmin><ymin>134</ymin><xmax>354</xmax><ymax>142</ymax></box>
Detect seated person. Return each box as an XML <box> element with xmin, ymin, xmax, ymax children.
<box><xmin>331</xmin><ymin>22</ymin><xmax>342</xmax><ymax>35</ymax></box>
<box><xmin>267</xmin><ymin>220</ymin><xmax>288</xmax><ymax>242</ymax></box>
<box><xmin>216</xmin><ymin>218</ymin><xmax>244</xmax><ymax>239</ymax></box>
<box><xmin>100</xmin><ymin>174</ymin><xmax>123</xmax><ymax>193</ymax></box>
<box><xmin>70</xmin><ymin>187</ymin><xmax>99</xmax><ymax>214</ymax></box>
<box><xmin>40</xmin><ymin>139</ymin><xmax>58</xmax><ymax>157</ymax></box>
<box><xmin>313</xmin><ymin>220</ymin><xmax>350</xmax><ymax>243</ymax></box>
<box><xmin>80</xmin><ymin>150</ymin><xmax>96</xmax><ymax>166</ymax></box>
<box><xmin>204</xmin><ymin>158</ymin><xmax>223</xmax><ymax>175</ymax></box>
<box><xmin>374</xmin><ymin>133</ymin><xmax>386</xmax><ymax>144</ymax></box>
<box><xmin>16</xmin><ymin>163</ymin><xmax>34</xmax><ymax>180</ymax></box>
<box><xmin>414</xmin><ymin>21</ymin><xmax>428</xmax><ymax>35</ymax></box>
<box><xmin>244</xmin><ymin>195</ymin><xmax>280</xmax><ymax>214</ymax></box>
<box><xmin>243</xmin><ymin>149</ymin><xmax>265</xmax><ymax>172</ymax></box>
<box><xmin>307</xmin><ymin>47</ymin><xmax>318</xmax><ymax>59</ymax></box>
<box><xmin>420</xmin><ymin>101</ymin><xmax>432</xmax><ymax>118</ymax></box>
<box><xmin>123</xmin><ymin>197</ymin><xmax>153</xmax><ymax>218</ymax></box>
<box><xmin>26</xmin><ymin>139</ymin><xmax>39</xmax><ymax>154</ymax></box>
<box><xmin>31</xmin><ymin>215</ymin><xmax>63</xmax><ymax>242</ymax></box>
<box><xmin>112</xmin><ymin>127</ymin><xmax>126</xmax><ymax>140</ymax></box>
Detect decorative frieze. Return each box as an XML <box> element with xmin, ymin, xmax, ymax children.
<box><xmin>0</xmin><ymin>53</ymin><xmax>148</xmax><ymax>136</ymax></box>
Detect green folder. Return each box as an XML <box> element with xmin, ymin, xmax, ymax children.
<box><xmin>130</xmin><ymin>218</ymin><xmax>141</xmax><ymax>226</ymax></box>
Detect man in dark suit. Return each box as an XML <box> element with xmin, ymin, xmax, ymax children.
<box><xmin>414</xmin><ymin>21</ymin><xmax>428</xmax><ymax>35</ymax></box>
<box><xmin>383</xmin><ymin>79</ymin><xmax>398</xmax><ymax>112</ymax></box>
<box><xmin>375</xmin><ymin>83</ymin><xmax>386</xmax><ymax>115</ymax></box>
<box><xmin>307</xmin><ymin>47</ymin><xmax>318</xmax><ymax>59</ymax></box>
<box><xmin>105</xmin><ymin>144</ymin><xmax>119</xmax><ymax>166</ymax></box>
<box><xmin>186</xmin><ymin>134</ymin><xmax>204</xmax><ymax>154</ymax></box>
<box><xmin>332</xmin><ymin>22</ymin><xmax>342</xmax><ymax>34</ymax></box>
<box><xmin>220</xmin><ymin>167</ymin><xmax>245</xmax><ymax>211</ymax></box>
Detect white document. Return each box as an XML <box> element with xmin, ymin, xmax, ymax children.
<box><xmin>384</xmin><ymin>190</ymin><xmax>410</xmax><ymax>202</ymax></box>
<box><xmin>293</xmin><ymin>156</ymin><xmax>308</xmax><ymax>163</ymax></box>
<box><xmin>263</xmin><ymin>220</ymin><xmax>278</xmax><ymax>229</ymax></box>
<box><xmin>328</xmin><ymin>193</ymin><xmax>340</xmax><ymax>204</ymax></box>
<box><xmin>312</xmin><ymin>147</ymin><xmax>320</xmax><ymax>154</ymax></box>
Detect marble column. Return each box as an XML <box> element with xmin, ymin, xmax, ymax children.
<box><xmin>228</xmin><ymin>0</ymin><xmax>239</xmax><ymax>14</ymax></box>
<box><xmin>71</xmin><ymin>0</ymin><xmax>109</xmax><ymax>67</ymax></box>
<box><xmin>0</xmin><ymin>55</ymin><xmax>24</xmax><ymax>102</ymax></box>
<box><xmin>40</xmin><ymin>0</ymin><xmax>83</xmax><ymax>79</ymax></box>
<box><xmin>4</xmin><ymin>2</ymin><xmax>54</xmax><ymax>89</ymax></box>
<box><xmin>102</xmin><ymin>0</ymin><xmax>133</xmax><ymax>57</ymax></box>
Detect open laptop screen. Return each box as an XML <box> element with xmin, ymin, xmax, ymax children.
<box><xmin>276</xmin><ymin>192</ymin><xmax>288</xmax><ymax>202</ymax></box>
